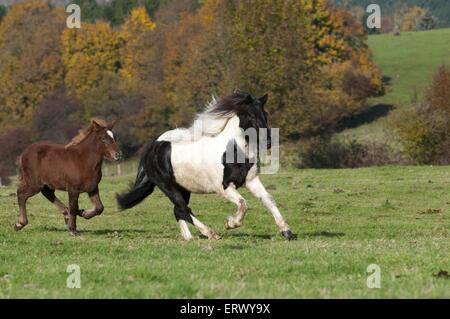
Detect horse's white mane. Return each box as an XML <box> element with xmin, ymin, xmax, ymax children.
<box><xmin>158</xmin><ymin>96</ymin><xmax>236</xmax><ymax>143</ymax></box>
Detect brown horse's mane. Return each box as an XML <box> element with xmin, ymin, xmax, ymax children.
<box><xmin>65</xmin><ymin>118</ymin><xmax>108</xmax><ymax>149</ymax></box>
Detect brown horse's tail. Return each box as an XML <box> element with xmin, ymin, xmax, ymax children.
<box><xmin>116</xmin><ymin>165</ymin><xmax>155</xmax><ymax>210</ymax></box>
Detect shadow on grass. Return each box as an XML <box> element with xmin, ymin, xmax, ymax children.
<box><xmin>40</xmin><ymin>225</ymin><xmax>147</xmax><ymax>235</ymax></box>
<box><xmin>336</xmin><ymin>103</ymin><xmax>395</xmax><ymax>132</ymax></box>
<box><xmin>224</xmin><ymin>233</ymin><xmax>274</xmax><ymax>240</ymax></box>
<box><xmin>38</xmin><ymin>226</ymin><xmax>344</xmax><ymax>240</ymax></box>
<box><xmin>302</xmin><ymin>230</ymin><xmax>345</xmax><ymax>238</ymax></box>
<box><xmin>221</xmin><ymin>230</ymin><xmax>345</xmax><ymax>241</ymax></box>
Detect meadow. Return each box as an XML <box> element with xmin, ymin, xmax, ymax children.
<box><xmin>338</xmin><ymin>28</ymin><xmax>450</xmax><ymax>144</ymax></box>
<box><xmin>0</xmin><ymin>166</ymin><xmax>449</xmax><ymax>298</ymax></box>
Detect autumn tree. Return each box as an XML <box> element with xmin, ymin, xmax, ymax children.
<box><xmin>0</xmin><ymin>0</ymin><xmax>65</xmax><ymax>131</ymax></box>
<box><xmin>0</xmin><ymin>127</ymin><xmax>32</xmax><ymax>175</ymax></box>
<box><xmin>224</xmin><ymin>0</ymin><xmax>313</xmax><ymax>135</ymax></box>
<box><xmin>131</xmin><ymin>0</ymin><xmax>200</xmax><ymax>141</ymax></box>
<box><xmin>163</xmin><ymin>0</ymin><xmax>232</xmax><ymax>127</ymax></box>
<box><xmin>119</xmin><ymin>7</ymin><xmax>156</xmax><ymax>80</ymax></box>
<box><xmin>62</xmin><ymin>21</ymin><xmax>123</xmax><ymax>112</ymax></box>
<box><xmin>393</xmin><ymin>65</ymin><xmax>450</xmax><ymax>164</ymax></box>
<box><xmin>32</xmin><ymin>88</ymin><xmax>82</xmax><ymax>144</ymax></box>
<box><xmin>400</xmin><ymin>6</ymin><xmax>428</xmax><ymax>32</ymax></box>
<box><xmin>164</xmin><ymin>0</ymin><xmax>384</xmax><ymax>138</ymax></box>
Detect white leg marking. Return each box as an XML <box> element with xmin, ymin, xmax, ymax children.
<box><xmin>191</xmin><ymin>215</ymin><xmax>220</xmax><ymax>240</ymax></box>
<box><xmin>179</xmin><ymin>220</ymin><xmax>193</xmax><ymax>240</ymax></box>
<box><xmin>246</xmin><ymin>176</ymin><xmax>290</xmax><ymax>232</ymax></box>
<box><xmin>221</xmin><ymin>185</ymin><xmax>248</xmax><ymax>229</ymax></box>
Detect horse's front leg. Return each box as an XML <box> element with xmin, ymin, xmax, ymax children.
<box><xmin>245</xmin><ymin>176</ymin><xmax>296</xmax><ymax>240</ymax></box>
<box><xmin>81</xmin><ymin>188</ymin><xmax>104</xmax><ymax>219</ymax></box>
<box><xmin>221</xmin><ymin>185</ymin><xmax>248</xmax><ymax>230</ymax></box>
<box><xmin>67</xmin><ymin>192</ymin><xmax>80</xmax><ymax>236</ymax></box>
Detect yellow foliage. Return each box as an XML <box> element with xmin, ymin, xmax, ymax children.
<box><xmin>121</xmin><ymin>7</ymin><xmax>156</xmax><ymax>36</ymax></box>
<box><xmin>400</xmin><ymin>6</ymin><xmax>428</xmax><ymax>32</ymax></box>
<box><xmin>62</xmin><ymin>21</ymin><xmax>123</xmax><ymax>100</ymax></box>
<box><xmin>120</xmin><ymin>7</ymin><xmax>156</xmax><ymax>79</ymax></box>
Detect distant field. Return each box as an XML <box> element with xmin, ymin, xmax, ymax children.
<box><xmin>1</xmin><ymin>167</ymin><xmax>449</xmax><ymax>298</ymax></box>
<box><xmin>369</xmin><ymin>28</ymin><xmax>450</xmax><ymax>107</ymax></box>
<box><xmin>338</xmin><ymin>28</ymin><xmax>450</xmax><ymax>143</ymax></box>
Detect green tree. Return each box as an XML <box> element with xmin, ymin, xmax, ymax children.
<box><xmin>0</xmin><ymin>5</ymin><xmax>7</xmax><ymax>22</ymax></box>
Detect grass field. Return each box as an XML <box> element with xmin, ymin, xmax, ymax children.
<box><xmin>338</xmin><ymin>28</ymin><xmax>450</xmax><ymax>144</ymax></box>
<box><xmin>370</xmin><ymin>28</ymin><xmax>450</xmax><ymax>107</ymax></box>
<box><xmin>1</xmin><ymin>166</ymin><xmax>449</xmax><ymax>298</ymax></box>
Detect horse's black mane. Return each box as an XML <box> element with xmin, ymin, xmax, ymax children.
<box><xmin>208</xmin><ymin>91</ymin><xmax>254</xmax><ymax>116</ymax></box>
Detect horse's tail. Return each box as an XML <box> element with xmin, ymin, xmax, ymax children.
<box><xmin>116</xmin><ymin>163</ymin><xmax>155</xmax><ymax>210</ymax></box>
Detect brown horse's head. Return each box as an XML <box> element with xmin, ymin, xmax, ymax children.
<box><xmin>91</xmin><ymin>119</ymin><xmax>122</xmax><ymax>161</ymax></box>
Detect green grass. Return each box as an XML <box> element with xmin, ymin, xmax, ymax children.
<box><xmin>370</xmin><ymin>28</ymin><xmax>450</xmax><ymax>107</ymax></box>
<box><xmin>337</xmin><ymin>28</ymin><xmax>450</xmax><ymax>144</ymax></box>
<box><xmin>1</xmin><ymin>166</ymin><xmax>449</xmax><ymax>298</ymax></box>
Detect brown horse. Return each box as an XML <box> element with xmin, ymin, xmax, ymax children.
<box><xmin>15</xmin><ymin>118</ymin><xmax>122</xmax><ymax>235</ymax></box>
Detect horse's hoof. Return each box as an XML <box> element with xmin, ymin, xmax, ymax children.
<box><xmin>207</xmin><ymin>230</ymin><xmax>221</xmax><ymax>240</ymax></box>
<box><xmin>69</xmin><ymin>230</ymin><xmax>80</xmax><ymax>237</ymax></box>
<box><xmin>224</xmin><ymin>217</ymin><xmax>241</xmax><ymax>230</ymax></box>
<box><xmin>14</xmin><ymin>223</ymin><xmax>26</xmax><ymax>231</ymax></box>
<box><xmin>281</xmin><ymin>230</ymin><xmax>297</xmax><ymax>240</ymax></box>
<box><xmin>224</xmin><ymin>220</ymin><xmax>233</xmax><ymax>230</ymax></box>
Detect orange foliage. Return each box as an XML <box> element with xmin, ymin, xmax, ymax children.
<box><xmin>0</xmin><ymin>0</ymin><xmax>65</xmax><ymax>129</ymax></box>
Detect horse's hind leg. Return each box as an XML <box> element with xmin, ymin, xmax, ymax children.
<box><xmin>80</xmin><ymin>188</ymin><xmax>104</xmax><ymax>219</ymax></box>
<box><xmin>15</xmin><ymin>186</ymin><xmax>39</xmax><ymax>231</ymax></box>
<box><xmin>161</xmin><ymin>185</ymin><xmax>220</xmax><ymax>240</ymax></box>
<box><xmin>176</xmin><ymin>190</ymin><xmax>193</xmax><ymax>240</ymax></box>
<box><xmin>67</xmin><ymin>192</ymin><xmax>80</xmax><ymax>236</ymax></box>
<box><xmin>41</xmin><ymin>186</ymin><xmax>69</xmax><ymax>225</ymax></box>
<box><xmin>221</xmin><ymin>185</ymin><xmax>248</xmax><ymax>230</ymax></box>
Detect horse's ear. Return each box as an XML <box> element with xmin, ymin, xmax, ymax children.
<box><xmin>91</xmin><ymin>119</ymin><xmax>103</xmax><ymax>131</ymax></box>
<box><xmin>259</xmin><ymin>94</ymin><xmax>269</xmax><ymax>106</ymax></box>
<box><xmin>108</xmin><ymin>119</ymin><xmax>118</xmax><ymax>129</ymax></box>
<box><xmin>244</xmin><ymin>94</ymin><xmax>253</xmax><ymax>105</ymax></box>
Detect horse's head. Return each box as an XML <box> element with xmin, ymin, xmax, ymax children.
<box><xmin>236</xmin><ymin>92</ymin><xmax>271</xmax><ymax>150</ymax></box>
<box><xmin>91</xmin><ymin>119</ymin><xmax>122</xmax><ymax>161</ymax></box>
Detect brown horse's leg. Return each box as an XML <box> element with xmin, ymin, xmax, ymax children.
<box><xmin>41</xmin><ymin>186</ymin><xmax>69</xmax><ymax>225</ymax></box>
<box><xmin>81</xmin><ymin>188</ymin><xmax>104</xmax><ymax>219</ymax></box>
<box><xmin>15</xmin><ymin>187</ymin><xmax>38</xmax><ymax>231</ymax></box>
<box><xmin>67</xmin><ymin>192</ymin><xmax>80</xmax><ymax>236</ymax></box>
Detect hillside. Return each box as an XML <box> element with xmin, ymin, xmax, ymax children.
<box><xmin>334</xmin><ymin>0</ymin><xmax>450</xmax><ymax>28</ymax></box>
<box><xmin>337</xmin><ymin>28</ymin><xmax>450</xmax><ymax>144</ymax></box>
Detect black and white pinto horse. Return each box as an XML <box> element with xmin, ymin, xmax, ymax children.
<box><xmin>117</xmin><ymin>92</ymin><xmax>295</xmax><ymax>240</ymax></box>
